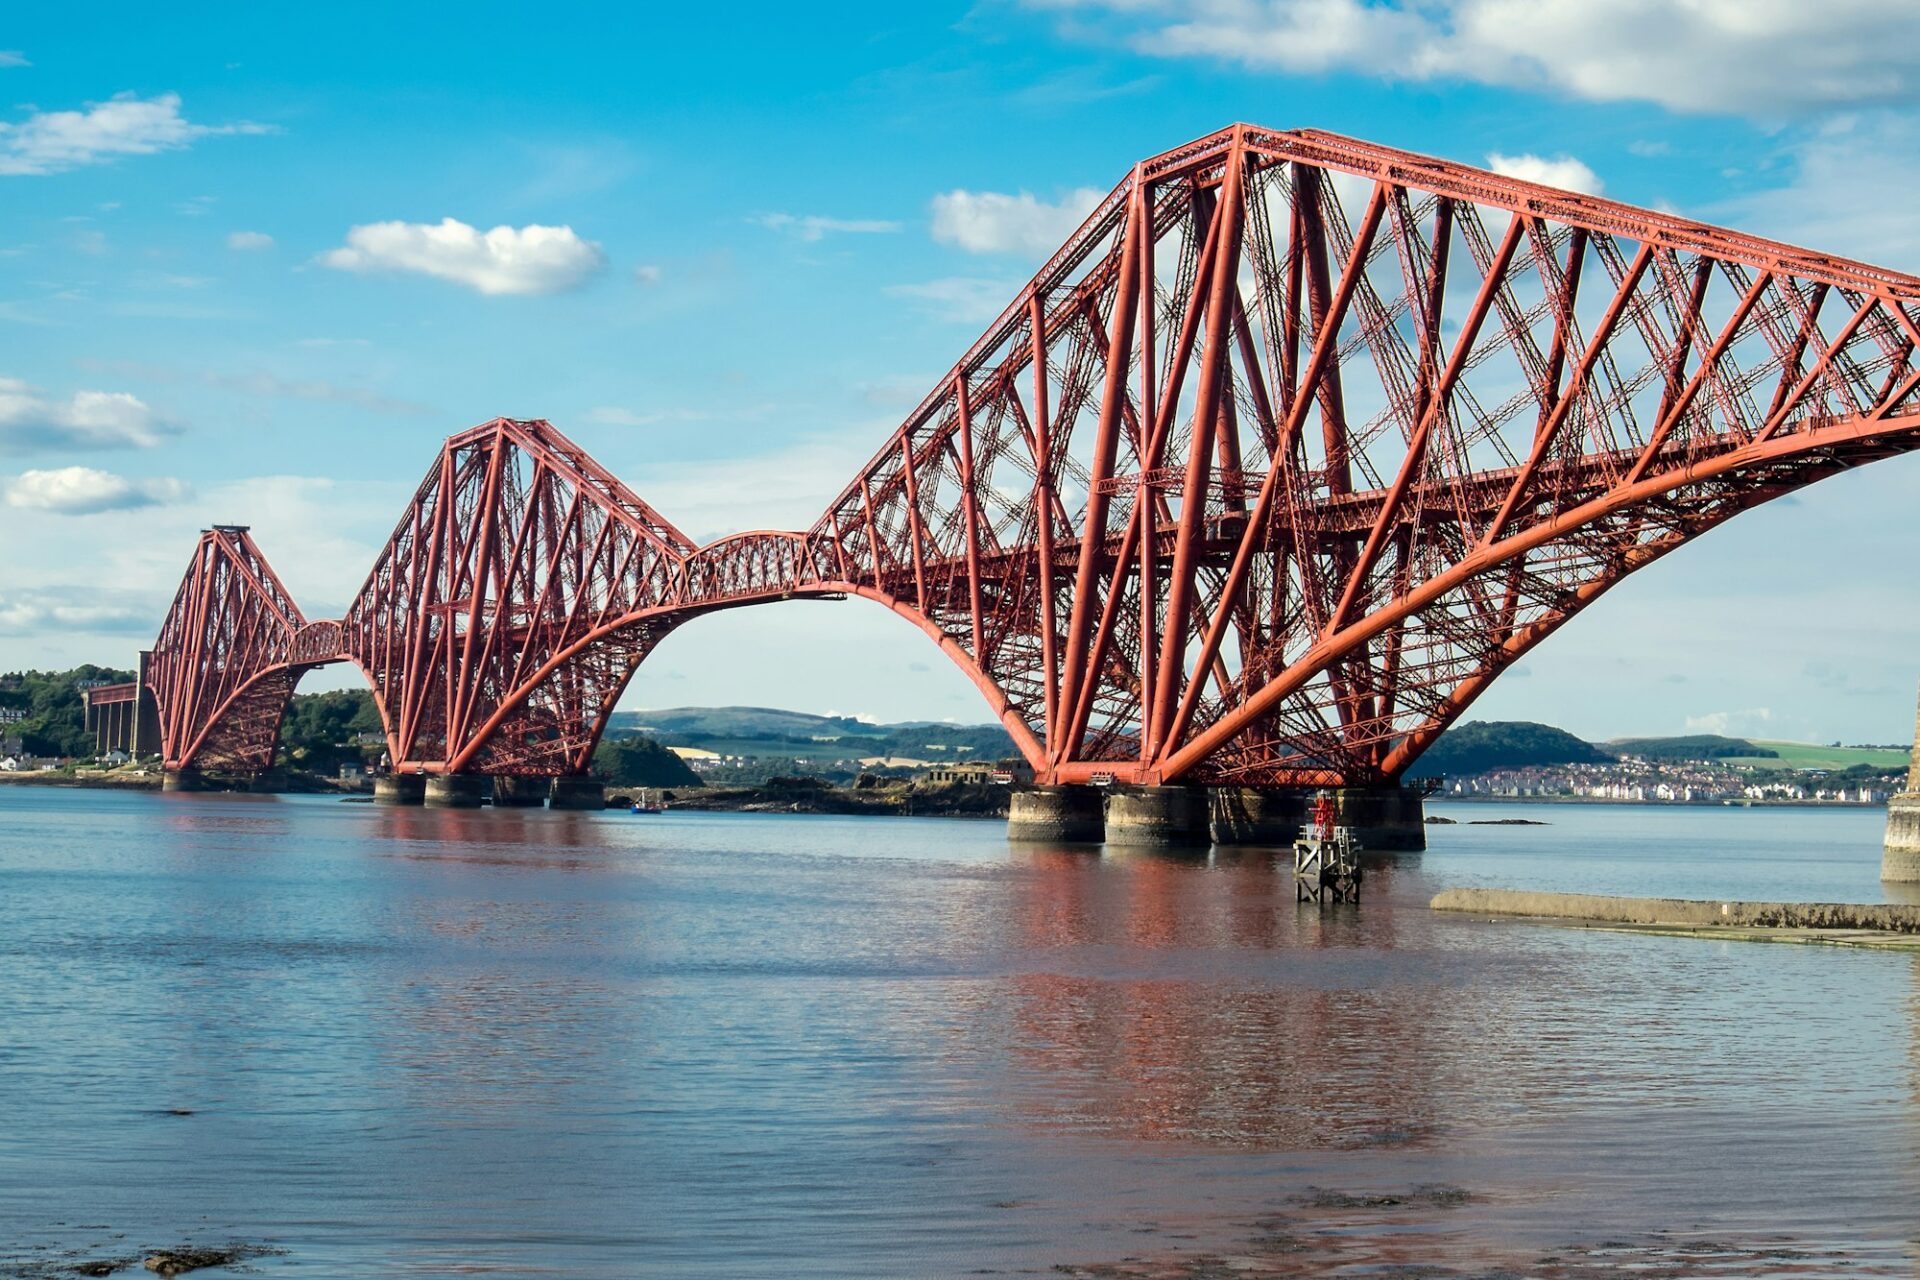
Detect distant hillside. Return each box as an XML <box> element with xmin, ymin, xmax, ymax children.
<box><xmin>606</xmin><ymin>706</ymin><xmax>1016</xmax><ymax>765</ymax></box>
<box><xmin>615</xmin><ymin>706</ymin><xmax>885</xmax><ymax>740</ymax></box>
<box><xmin>1407</xmin><ymin>720</ymin><xmax>1612</xmax><ymax>779</ymax></box>
<box><xmin>1609</xmin><ymin>734</ymin><xmax>1776</xmax><ymax>761</ymax></box>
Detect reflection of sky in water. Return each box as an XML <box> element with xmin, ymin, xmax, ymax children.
<box><xmin>0</xmin><ymin>786</ymin><xmax>1915</xmax><ymax>1277</ymax></box>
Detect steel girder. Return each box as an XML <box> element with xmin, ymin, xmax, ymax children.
<box><xmin>812</xmin><ymin>125</ymin><xmax>1920</xmax><ymax>787</ymax></box>
<box><xmin>136</xmin><ymin>124</ymin><xmax>1920</xmax><ymax>788</ymax></box>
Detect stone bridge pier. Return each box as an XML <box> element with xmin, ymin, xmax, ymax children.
<box><xmin>1008</xmin><ymin>782</ymin><xmax>1427</xmax><ymax>851</ymax></box>
<box><xmin>1883</xmin><ymin>681</ymin><xmax>1920</xmax><ymax>882</ymax></box>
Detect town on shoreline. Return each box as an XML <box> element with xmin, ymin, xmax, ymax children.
<box><xmin>2</xmin><ymin>667</ymin><xmax>1908</xmax><ymax>812</ymax></box>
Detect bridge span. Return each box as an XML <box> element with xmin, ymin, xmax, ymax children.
<box><xmin>97</xmin><ymin>123</ymin><xmax>1920</xmax><ymax>849</ymax></box>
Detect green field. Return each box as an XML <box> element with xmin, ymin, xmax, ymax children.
<box><xmin>1724</xmin><ymin>741</ymin><xmax>1911</xmax><ymax>770</ymax></box>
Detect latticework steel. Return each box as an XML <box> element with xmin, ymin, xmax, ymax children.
<box><xmin>141</xmin><ymin>125</ymin><xmax>1920</xmax><ymax>786</ymax></box>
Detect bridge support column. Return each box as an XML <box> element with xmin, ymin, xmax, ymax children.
<box><xmin>1884</xmin><ymin>684</ymin><xmax>1920</xmax><ymax>881</ymax></box>
<box><xmin>491</xmin><ymin>775</ymin><xmax>548</xmax><ymax>808</ymax></box>
<box><xmin>1104</xmin><ymin>786</ymin><xmax>1210</xmax><ymax>848</ymax></box>
<box><xmin>424</xmin><ymin>773</ymin><xmax>486</xmax><ymax>809</ymax></box>
<box><xmin>1007</xmin><ymin>785</ymin><xmax>1105</xmax><ymax>843</ymax></box>
<box><xmin>1209</xmin><ymin>788</ymin><xmax>1310</xmax><ymax>845</ymax></box>
<box><xmin>161</xmin><ymin>769</ymin><xmax>207</xmax><ymax>793</ymax></box>
<box><xmin>1883</xmin><ymin>795</ymin><xmax>1920</xmax><ymax>881</ymax></box>
<box><xmin>1331</xmin><ymin>785</ymin><xmax>1427</xmax><ymax>852</ymax></box>
<box><xmin>373</xmin><ymin>774</ymin><xmax>426</xmax><ymax>805</ymax></box>
<box><xmin>548</xmin><ymin>777</ymin><xmax>606</xmax><ymax>810</ymax></box>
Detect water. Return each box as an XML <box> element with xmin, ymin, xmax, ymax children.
<box><xmin>1</xmin><ymin>788</ymin><xmax>1917</xmax><ymax>1277</ymax></box>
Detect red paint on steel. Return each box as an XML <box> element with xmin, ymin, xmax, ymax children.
<box><xmin>136</xmin><ymin>126</ymin><xmax>1920</xmax><ymax>788</ymax></box>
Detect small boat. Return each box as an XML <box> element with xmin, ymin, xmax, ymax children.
<box><xmin>630</xmin><ymin>802</ymin><xmax>666</xmax><ymax>815</ymax></box>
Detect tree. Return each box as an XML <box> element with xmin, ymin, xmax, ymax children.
<box><xmin>592</xmin><ymin>734</ymin><xmax>702</xmax><ymax>787</ymax></box>
<box><xmin>279</xmin><ymin>689</ymin><xmax>385</xmax><ymax>773</ymax></box>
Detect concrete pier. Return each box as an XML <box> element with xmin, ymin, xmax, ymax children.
<box><xmin>547</xmin><ymin>777</ymin><xmax>607</xmax><ymax>810</ymax></box>
<box><xmin>1883</xmin><ymin>683</ymin><xmax>1920</xmax><ymax>881</ymax></box>
<box><xmin>1327</xmin><ymin>785</ymin><xmax>1426</xmax><ymax>851</ymax></box>
<box><xmin>373</xmin><ymin>773</ymin><xmax>426</xmax><ymax>805</ymax></box>
<box><xmin>1104</xmin><ymin>786</ymin><xmax>1210</xmax><ymax>848</ymax></box>
<box><xmin>1205</xmin><ymin>785</ymin><xmax>1427</xmax><ymax>849</ymax></box>
<box><xmin>1885</xmin><ymin>798</ymin><xmax>1920</xmax><ymax>882</ymax></box>
<box><xmin>424</xmin><ymin>773</ymin><xmax>486</xmax><ymax>809</ymax></box>
<box><xmin>1433</xmin><ymin>887</ymin><xmax>1920</xmax><ymax>940</ymax></box>
<box><xmin>491</xmin><ymin>775</ymin><xmax>548</xmax><ymax>808</ymax></box>
<box><xmin>1007</xmin><ymin>785</ymin><xmax>1105</xmax><ymax>843</ymax></box>
<box><xmin>1209</xmin><ymin>787</ymin><xmax>1310</xmax><ymax>845</ymax></box>
<box><xmin>161</xmin><ymin>769</ymin><xmax>207</xmax><ymax>793</ymax></box>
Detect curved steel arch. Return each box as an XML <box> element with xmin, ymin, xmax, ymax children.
<box><xmin>140</xmin><ymin>123</ymin><xmax>1920</xmax><ymax>790</ymax></box>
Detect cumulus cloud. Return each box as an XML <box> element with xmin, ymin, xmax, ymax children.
<box><xmin>1486</xmin><ymin>151</ymin><xmax>1604</xmax><ymax>194</ymax></box>
<box><xmin>0</xmin><ymin>590</ymin><xmax>149</xmax><ymax>636</ymax></box>
<box><xmin>0</xmin><ymin>91</ymin><xmax>270</xmax><ymax>177</ymax></box>
<box><xmin>929</xmin><ymin>187</ymin><xmax>1103</xmax><ymax>256</ymax></box>
<box><xmin>1029</xmin><ymin>0</ymin><xmax>1920</xmax><ymax>116</ymax></box>
<box><xmin>752</xmin><ymin>213</ymin><xmax>902</xmax><ymax>241</ymax></box>
<box><xmin>0</xmin><ymin>378</ymin><xmax>178</xmax><ymax>452</ymax></box>
<box><xmin>226</xmin><ymin>230</ymin><xmax>273</xmax><ymax>251</ymax></box>
<box><xmin>319</xmin><ymin>218</ymin><xmax>606</xmax><ymax>295</ymax></box>
<box><xmin>886</xmin><ymin>276</ymin><xmax>1022</xmax><ymax>324</ymax></box>
<box><xmin>1683</xmin><ymin>707</ymin><xmax>1775</xmax><ymax>737</ymax></box>
<box><xmin>1718</xmin><ymin>114</ymin><xmax>1920</xmax><ymax>272</ymax></box>
<box><xmin>4</xmin><ymin>466</ymin><xmax>188</xmax><ymax>514</ymax></box>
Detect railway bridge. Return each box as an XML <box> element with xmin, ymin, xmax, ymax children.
<box><xmin>91</xmin><ymin>124</ymin><xmax>1920</xmax><ymax>855</ymax></box>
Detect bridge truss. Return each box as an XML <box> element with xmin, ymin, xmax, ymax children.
<box><xmin>139</xmin><ymin>125</ymin><xmax>1920</xmax><ymax>787</ymax></box>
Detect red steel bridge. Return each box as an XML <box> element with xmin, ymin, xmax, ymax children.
<box><xmin>100</xmin><ymin>124</ymin><xmax>1920</xmax><ymax>807</ymax></box>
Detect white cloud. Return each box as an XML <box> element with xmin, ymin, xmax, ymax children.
<box><xmin>634</xmin><ymin>263</ymin><xmax>662</xmax><ymax>285</ymax></box>
<box><xmin>929</xmin><ymin>187</ymin><xmax>1103</xmax><ymax>255</ymax></box>
<box><xmin>0</xmin><ymin>378</ymin><xmax>177</xmax><ymax>452</ymax></box>
<box><xmin>628</xmin><ymin>430</ymin><xmax>896</xmax><ymax>539</ymax></box>
<box><xmin>886</xmin><ymin>276</ymin><xmax>1021</xmax><ymax>324</ymax></box>
<box><xmin>1486</xmin><ymin>151</ymin><xmax>1604</xmax><ymax>194</ymax></box>
<box><xmin>319</xmin><ymin>218</ymin><xmax>606</xmax><ymax>295</ymax></box>
<box><xmin>1717</xmin><ymin>114</ymin><xmax>1920</xmax><ymax>272</ymax></box>
<box><xmin>1683</xmin><ymin>707</ymin><xmax>1775</xmax><ymax>737</ymax></box>
<box><xmin>4</xmin><ymin>466</ymin><xmax>188</xmax><ymax>514</ymax></box>
<box><xmin>0</xmin><ymin>51</ymin><xmax>27</xmax><ymax>69</ymax></box>
<box><xmin>0</xmin><ymin>590</ymin><xmax>148</xmax><ymax>636</ymax></box>
<box><xmin>226</xmin><ymin>230</ymin><xmax>273</xmax><ymax>251</ymax></box>
<box><xmin>1032</xmin><ymin>0</ymin><xmax>1920</xmax><ymax>116</ymax></box>
<box><xmin>73</xmin><ymin>358</ymin><xmax>430</xmax><ymax>417</ymax></box>
<box><xmin>752</xmin><ymin>213</ymin><xmax>902</xmax><ymax>242</ymax></box>
<box><xmin>0</xmin><ymin>91</ymin><xmax>269</xmax><ymax>177</ymax></box>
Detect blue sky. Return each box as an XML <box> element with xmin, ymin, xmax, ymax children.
<box><xmin>6</xmin><ymin>1</ymin><xmax>1920</xmax><ymax>743</ymax></box>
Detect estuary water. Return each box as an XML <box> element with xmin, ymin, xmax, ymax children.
<box><xmin>1</xmin><ymin>787</ymin><xmax>1917</xmax><ymax>1277</ymax></box>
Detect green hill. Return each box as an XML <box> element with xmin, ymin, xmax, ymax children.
<box><xmin>1406</xmin><ymin>720</ymin><xmax>1612</xmax><ymax>779</ymax></box>
<box><xmin>1608</xmin><ymin>734</ymin><xmax>1775</xmax><ymax>761</ymax></box>
<box><xmin>606</xmin><ymin>705</ymin><xmax>1015</xmax><ymax>764</ymax></box>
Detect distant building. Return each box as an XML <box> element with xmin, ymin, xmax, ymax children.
<box><xmin>923</xmin><ymin>762</ymin><xmax>996</xmax><ymax>785</ymax></box>
<box><xmin>0</xmin><ymin>708</ymin><xmax>25</xmax><ymax>724</ymax></box>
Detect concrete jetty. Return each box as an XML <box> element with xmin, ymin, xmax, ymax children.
<box><xmin>1431</xmin><ymin>887</ymin><xmax>1920</xmax><ymax>949</ymax></box>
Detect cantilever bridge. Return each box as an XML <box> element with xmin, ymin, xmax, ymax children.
<box><xmin>90</xmin><ymin>123</ymin><xmax>1920</xmax><ymax>815</ymax></box>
